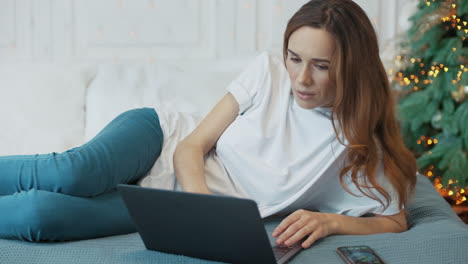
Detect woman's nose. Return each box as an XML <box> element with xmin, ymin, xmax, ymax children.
<box><xmin>298</xmin><ymin>68</ymin><xmax>313</xmax><ymax>86</ymax></box>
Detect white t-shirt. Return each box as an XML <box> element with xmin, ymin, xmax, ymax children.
<box><xmin>138</xmin><ymin>51</ymin><xmax>401</xmax><ymax>218</ymax></box>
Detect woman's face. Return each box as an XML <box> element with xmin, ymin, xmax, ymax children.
<box><xmin>286</xmin><ymin>26</ymin><xmax>336</xmax><ymax>109</ymax></box>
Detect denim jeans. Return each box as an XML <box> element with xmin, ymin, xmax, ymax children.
<box><xmin>0</xmin><ymin>108</ymin><xmax>164</xmax><ymax>241</ymax></box>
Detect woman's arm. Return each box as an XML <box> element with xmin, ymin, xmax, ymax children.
<box><xmin>329</xmin><ymin>209</ymin><xmax>408</xmax><ymax>235</ymax></box>
<box><xmin>173</xmin><ymin>92</ymin><xmax>239</xmax><ymax>194</ymax></box>
<box><xmin>272</xmin><ymin>209</ymin><xmax>407</xmax><ymax>248</ymax></box>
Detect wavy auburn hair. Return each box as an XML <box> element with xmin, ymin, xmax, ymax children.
<box><xmin>283</xmin><ymin>0</ymin><xmax>417</xmax><ymax>214</ymax></box>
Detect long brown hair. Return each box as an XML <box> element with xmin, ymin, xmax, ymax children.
<box><xmin>283</xmin><ymin>0</ymin><xmax>417</xmax><ymax>214</ymax></box>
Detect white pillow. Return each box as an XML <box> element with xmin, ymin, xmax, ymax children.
<box><xmin>84</xmin><ymin>63</ymin><xmax>180</xmax><ymax>141</ymax></box>
<box><xmin>84</xmin><ymin>62</ymin><xmax>240</xmax><ymax>141</ymax></box>
<box><xmin>0</xmin><ymin>63</ymin><xmax>95</xmax><ymax>155</ymax></box>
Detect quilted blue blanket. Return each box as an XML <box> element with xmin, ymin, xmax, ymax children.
<box><xmin>1</xmin><ymin>174</ymin><xmax>467</xmax><ymax>264</ymax></box>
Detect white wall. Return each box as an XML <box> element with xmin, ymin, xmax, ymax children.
<box><xmin>0</xmin><ymin>0</ymin><xmax>417</xmax><ymax>67</ymax></box>
<box><xmin>0</xmin><ymin>0</ymin><xmax>419</xmax><ymax>155</ymax></box>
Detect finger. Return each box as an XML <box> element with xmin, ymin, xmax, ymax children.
<box><xmin>283</xmin><ymin>225</ymin><xmax>314</xmax><ymax>247</ymax></box>
<box><xmin>301</xmin><ymin>232</ymin><xmax>320</xmax><ymax>249</ymax></box>
<box><xmin>272</xmin><ymin>210</ymin><xmax>303</xmax><ymax>237</ymax></box>
<box><xmin>276</xmin><ymin>219</ymin><xmax>307</xmax><ymax>245</ymax></box>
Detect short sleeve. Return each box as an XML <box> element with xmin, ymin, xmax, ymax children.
<box><xmin>226</xmin><ymin>51</ymin><xmax>270</xmax><ymax>115</ymax></box>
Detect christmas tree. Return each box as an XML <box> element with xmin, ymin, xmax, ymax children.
<box><xmin>394</xmin><ymin>0</ymin><xmax>468</xmax><ymax>205</ymax></box>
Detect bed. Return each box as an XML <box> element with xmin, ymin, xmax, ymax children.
<box><xmin>0</xmin><ymin>62</ymin><xmax>467</xmax><ymax>263</ymax></box>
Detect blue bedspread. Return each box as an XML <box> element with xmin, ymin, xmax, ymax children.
<box><xmin>1</xmin><ymin>175</ymin><xmax>467</xmax><ymax>264</ymax></box>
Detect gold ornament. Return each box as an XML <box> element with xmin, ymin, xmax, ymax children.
<box><xmin>451</xmin><ymin>85</ymin><xmax>468</xmax><ymax>102</ymax></box>
<box><xmin>414</xmin><ymin>1</ymin><xmax>457</xmax><ymax>40</ymax></box>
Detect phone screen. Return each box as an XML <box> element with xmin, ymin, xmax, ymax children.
<box><xmin>337</xmin><ymin>246</ymin><xmax>385</xmax><ymax>264</ymax></box>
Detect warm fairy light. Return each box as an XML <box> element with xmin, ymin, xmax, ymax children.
<box><xmin>396</xmin><ymin>55</ymin><xmax>402</xmax><ymax>60</ymax></box>
<box><xmin>449</xmin><ymin>191</ymin><xmax>454</xmax><ymax>195</ymax></box>
<box><xmin>404</xmin><ymin>77</ymin><xmax>410</xmax><ymax>85</ymax></box>
<box><xmin>414</xmin><ymin>86</ymin><xmax>419</xmax><ymax>91</ymax></box>
<box><xmin>427</xmin><ymin>171</ymin><xmax>433</xmax><ymax>177</ymax></box>
<box><xmin>433</xmin><ymin>138</ymin><xmax>438</xmax><ymax>144</ymax></box>
<box><xmin>452</xmin><ymin>4</ymin><xmax>456</xmax><ymax>8</ymax></box>
<box><xmin>388</xmin><ymin>69</ymin><xmax>393</xmax><ymax>74</ymax></box>
<box><xmin>449</xmin><ymin>179</ymin><xmax>454</xmax><ymax>184</ymax></box>
<box><xmin>417</xmin><ymin>139</ymin><xmax>422</xmax><ymax>144</ymax></box>
<box><xmin>427</xmin><ymin>139</ymin><xmax>433</xmax><ymax>144</ymax></box>
<box><xmin>410</xmin><ymin>58</ymin><xmax>416</xmax><ymax>63</ymax></box>
<box><xmin>437</xmin><ymin>183</ymin><xmax>443</xmax><ymax>189</ymax></box>
<box><xmin>420</xmin><ymin>63</ymin><xmax>424</xmax><ymax>67</ymax></box>
<box><xmin>444</xmin><ymin>67</ymin><xmax>448</xmax><ymax>72</ymax></box>
<box><xmin>426</xmin><ymin>1</ymin><xmax>431</xmax><ymax>6</ymax></box>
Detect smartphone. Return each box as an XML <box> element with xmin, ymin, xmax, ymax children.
<box><xmin>336</xmin><ymin>245</ymin><xmax>385</xmax><ymax>264</ymax></box>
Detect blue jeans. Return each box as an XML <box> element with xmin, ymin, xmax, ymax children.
<box><xmin>0</xmin><ymin>108</ymin><xmax>164</xmax><ymax>241</ymax></box>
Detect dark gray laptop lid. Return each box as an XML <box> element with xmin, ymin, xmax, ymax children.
<box><xmin>117</xmin><ymin>184</ymin><xmax>277</xmax><ymax>264</ymax></box>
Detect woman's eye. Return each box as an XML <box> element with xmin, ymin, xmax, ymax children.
<box><xmin>290</xmin><ymin>57</ymin><xmax>301</xmax><ymax>63</ymax></box>
<box><xmin>316</xmin><ymin>65</ymin><xmax>329</xmax><ymax>70</ymax></box>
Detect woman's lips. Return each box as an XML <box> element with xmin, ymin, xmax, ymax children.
<box><xmin>296</xmin><ymin>90</ymin><xmax>315</xmax><ymax>100</ymax></box>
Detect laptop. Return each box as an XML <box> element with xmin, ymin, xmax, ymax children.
<box><xmin>117</xmin><ymin>184</ymin><xmax>303</xmax><ymax>264</ymax></box>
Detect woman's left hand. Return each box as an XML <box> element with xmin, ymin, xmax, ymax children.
<box><xmin>272</xmin><ymin>209</ymin><xmax>336</xmax><ymax>249</ymax></box>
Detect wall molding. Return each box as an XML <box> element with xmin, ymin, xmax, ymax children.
<box><xmin>0</xmin><ymin>0</ymin><xmax>416</xmax><ymax>64</ymax></box>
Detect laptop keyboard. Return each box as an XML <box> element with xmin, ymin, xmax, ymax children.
<box><xmin>272</xmin><ymin>245</ymin><xmax>295</xmax><ymax>260</ymax></box>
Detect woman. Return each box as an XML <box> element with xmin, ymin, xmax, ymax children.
<box><xmin>0</xmin><ymin>0</ymin><xmax>417</xmax><ymax>248</ymax></box>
